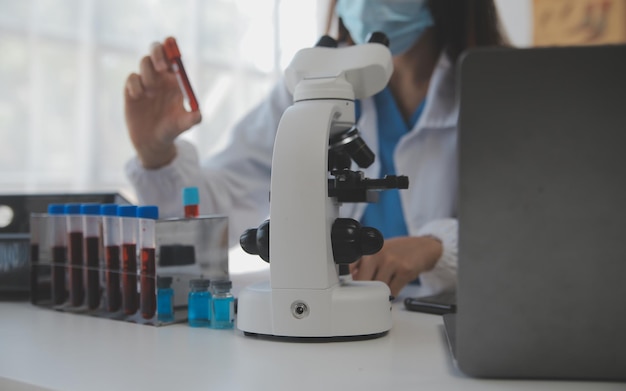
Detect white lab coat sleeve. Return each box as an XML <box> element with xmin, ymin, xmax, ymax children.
<box><xmin>416</xmin><ymin>218</ymin><xmax>458</xmax><ymax>295</ymax></box>
<box><xmin>126</xmin><ymin>80</ymin><xmax>293</xmax><ymax>247</ymax></box>
<box><xmin>125</xmin><ymin>139</ymin><xmax>204</xmax><ymax>219</ymax></box>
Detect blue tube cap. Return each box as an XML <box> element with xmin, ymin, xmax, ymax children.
<box><xmin>117</xmin><ymin>205</ymin><xmax>138</xmax><ymax>217</ymax></box>
<box><xmin>80</xmin><ymin>203</ymin><xmax>101</xmax><ymax>215</ymax></box>
<box><xmin>137</xmin><ymin>205</ymin><xmax>159</xmax><ymax>220</ymax></box>
<box><xmin>182</xmin><ymin>187</ymin><xmax>199</xmax><ymax>206</ymax></box>
<box><xmin>100</xmin><ymin>204</ymin><xmax>118</xmax><ymax>216</ymax></box>
<box><xmin>64</xmin><ymin>203</ymin><xmax>81</xmax><ymax>215</ymax></box>
<box><xmin>47</xmin><ymin>204</ymin><xmax>65</xmax><ymax>215</ymax></box>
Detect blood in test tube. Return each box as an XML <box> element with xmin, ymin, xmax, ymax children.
<box><xmin>29</xmin><ymin>242</ymin><xmax>39</xmax><ymax>304</ymax></box>
<box><xmin>84</xmin><ymin>236</ymin><xmax>100</xmax><ymax>309</ymax></box>
<box><xmin>122</xmin><ymin>242</ymin><xmax>138</xmax><ymax>315</ymax></box>
<box><xmin>68</xmin><ymin>231</ymin><xmax>84</xmax><ymax>306</ymax></box>
<box><xmin>81</xmin><ymin>203</ymin><xmax>102</xmax><ymax>310</ymax></box>
<box><xmin>48</xmin><ymin>204</ymin><xmax>67</xmax><ymax>305</ymax></box>
<box><xmin>163</xmin><ymin>36</ymin><xmax>199</xmax><ymax>112</ymax></box>
<box><xmin>101</xmin><ymin>204</ymin><xmax>121</xmax><ymax>312</ymax></box>
<box><xmin>52</xmin><ymin>246</ymin><xmax>67</xmax><ymax>305</ymax></box>
<box><xmin>185</xmin><ymin>204</ymin><xmax>198</xmax><ymax>218</ymax></box>
<box><xmin>105</xmin><ymin>245</ymin><xmax>121</xmax><ymax>312</ymax></box>
<box><xmin>118</xmin><ymin>205</ymin><xmax>139</xmax><ymax>315</ymax></box>
<box><xmin>29</xmin><ymin>213</ymin><xmax>42</xmax><ymax>305</ymax></box>
<box><xmin>182</xmin><ymin>187</ymin><xmax>199</xmax><ymax>218</ymax></box>
<box><xmin>65</xmin><ymin>204</ymin><xmax>84</xmax><ymax>307</ymax></box>
<box><xmin>140</xmin><ymin>248</ymin><xmax>156</xmax><ymax>319</ymax></box>
<box><xmin>137</xmin><ymin>205</ymin><xmax>159</xmax><ymax>320</ymax></box>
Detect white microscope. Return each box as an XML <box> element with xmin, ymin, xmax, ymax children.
<box><xmin>237</xmin><ymin>33</ymin><xmax>409</xmax><ymax>340</ymax></box>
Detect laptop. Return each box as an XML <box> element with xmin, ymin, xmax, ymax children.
<box><xmin>446</xmin><ymin>44</ymin><xmax>626</xmax><ymax>380</ymax></box>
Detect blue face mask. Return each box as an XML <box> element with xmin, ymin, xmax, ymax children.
<box><xmin>336</xmin><ymin>0</ymin><xmax>434</xmax><ymax>56</ymax></box>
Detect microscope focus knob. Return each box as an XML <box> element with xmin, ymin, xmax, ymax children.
<box><xmin>239</xmin><ymin>219</ymin><xmax>270</xmax><ymax>263</ymax></box>
<box><xmin>331</xmin><ymin>218</ymin><xmax>384</xmax><ymax>264</ymax></box>
<box><xmin>367</xmin><ymin>31</ymin><xmax>390</xmax><ymax>47</ymax></box>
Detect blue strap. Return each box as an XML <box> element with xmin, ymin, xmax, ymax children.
<box><xmin>360</xmin><ymin>87</ymin><xmax>426</xmax><ymax>239</ymax></box>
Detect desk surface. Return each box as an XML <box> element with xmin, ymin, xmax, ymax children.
<box><xmin>1</xmin><ymin>268</ymin><xmax>624</xmax><ymax>391</ymax></box>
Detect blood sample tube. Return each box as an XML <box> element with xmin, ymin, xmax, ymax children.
<box><xmin>182</xmin><ymin>186</ymin><xmax>199</xmax><ymax>218</ymax></box>
<box><xmin>118</xmin><ymin>205</ymin><xmax>138</xmax><ymax>315</ymax></box>
<box><xmin>65</xmin><ymin>203</ymin><xmax>84</xmax><ymax>307</ymax></box>
<box><xmin>137</xmin><ymin>205</ymin><xmax>159</xmax><ymax>320</ymax></box>
<box><xmin>81</xmin><ymin>204</ymin><xmax>101</xmax><ymax>310</ymax></box>
<box><xmin>101</xmin><ymin>204</ymin><xmax>121</xmax><ymax>312</ymax></box>
<box><xmin>163</xmin><ymin>37</ymin><xmax>199</xmax><ymax>112</ymax></box>
<box><xmin>29</xmin><ymin>213</ymin><xmax>43</xmax><ymax>305</ymax></box>
<box><xmin>48</xmin><ymin>204</ymin><xmax>67</xmax><ymax>305</ymax></box>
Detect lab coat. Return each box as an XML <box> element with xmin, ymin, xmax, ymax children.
<box><xmin>126</xmin><ymin>52</ymin><xmax>459</xmax><ymax>295</ymax></box>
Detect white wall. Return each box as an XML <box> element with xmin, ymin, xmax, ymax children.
<box><xmin>494</xmin><ymin>0</ymin><xmax>533</xmax><ymax>47</ymax></box>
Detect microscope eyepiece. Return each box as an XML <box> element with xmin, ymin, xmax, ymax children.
<box><xmin>315</xmin><ymin>35</ymin><xmax>338</xmax><ymax>48</ymax></box>
<box><xmin>366</xmin><ymin>31</ymin><xmax>390</xmax><ymax>47</ymax></box>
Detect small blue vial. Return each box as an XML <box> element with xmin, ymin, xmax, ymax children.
<box><xmin>210</xmin><ymin>280</ymin><xmax>234</xmax><ymax>329</ymax></box>
<box><xmin>188</xmin><ymin>279</ymin><xmax>211</xmax><ymax>327</ymax></box>
<box><xmin>157</xmin><ymin>276</ymin><xmax>174</xmax><ymax>323</ymax></box>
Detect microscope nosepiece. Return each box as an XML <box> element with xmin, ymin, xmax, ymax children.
<box><xmin>329</xmin><ymin>127</ymin><xmax>375</xmax><ymax>168</ymax></box>
<box><xmin>343</xmin><ymin>136</ymin><xmax>375</xmax><ymax>168</ymax></box>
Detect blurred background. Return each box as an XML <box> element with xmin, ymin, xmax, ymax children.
<box><xmin>0</xmin><ymin>0</ymin><xmax>624</xmax><ymax>201</ymax></box>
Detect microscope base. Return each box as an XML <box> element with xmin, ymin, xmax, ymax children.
<box><xmin>237</xmin><ymin>280</ymin><xmax>392</xmax><ymax>339</ymax></box>
<box><xmin>242</xmin><ymin>331</ymin><xmax>388</xmax><ymax>342</ymax></box>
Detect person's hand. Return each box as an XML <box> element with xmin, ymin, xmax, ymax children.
<box><xmin>124</xmin><ymin>41</ymin><xmax>202</xmax><ymax>169</ymax></box>
<box><xmin>350</xmin><ymin>236</ymin><xmax>442</xmax><ymax>297</ymax></box>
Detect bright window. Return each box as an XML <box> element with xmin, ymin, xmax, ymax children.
<box><xmin>0</xmin><ymin>0</ymin><xmax>323</xmax><ymax>198</ymax></box>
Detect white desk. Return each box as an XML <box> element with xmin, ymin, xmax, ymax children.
<box><xmin>1</xmin><ymin>266</ymin><xmax>624</xmax><ymax>391</ymax></box>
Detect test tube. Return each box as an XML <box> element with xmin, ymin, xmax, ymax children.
<box><xmin>81</xmin><ymin>204</ymin><xmax>101</xmax><ymax>310</ymax></box>
<box><xmin>163</xmin><ymin>37</ymin><xmax>199</xmax><ymax>112</ymax></box>
<box><xmin>137</xmin><ymin>206</ymin><xmax>159</xmax><ymax>319</ymax></box>
<box><xmin>65</xmin><ymin>203</ymin><xmax>86</xmax><ymax>307</ymax></box>
<box><xmin>29</xmin><ymin>213</ymin><xmax>52</xmax><ymax>305</ymax></box>
<box><xmin>118</xmin><ymin>205</ymin><xmax>138</xmax><ymax>315</ymax></box>
<box><xmin>29</xmin><ymin>213</ymin><xmax>43</xmax><ymax>305</ymax></box>
<box><xmin>182</xmin><ymin>187</ymin><xmax>199</xmax><ymax>218</ymax></box>
<box><xmin>101</xmin><ymin>204</ymin><xmax>121</xmax><ymax>312</ymax></box>
<box><xmin>48</xmin><ymin>204</ymin><xmax>67</xmax><ymax>305</ymax></box>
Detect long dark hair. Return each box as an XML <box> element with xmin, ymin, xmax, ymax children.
<box><xmin>428</xmin><ymin>0</ymin><xmax>505</xmax><ymax>61</ymax></box>
<box><xmin>329</xmin><ymin>0</ymin><xmax>506</xmax><ymax>62</ymax></box>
